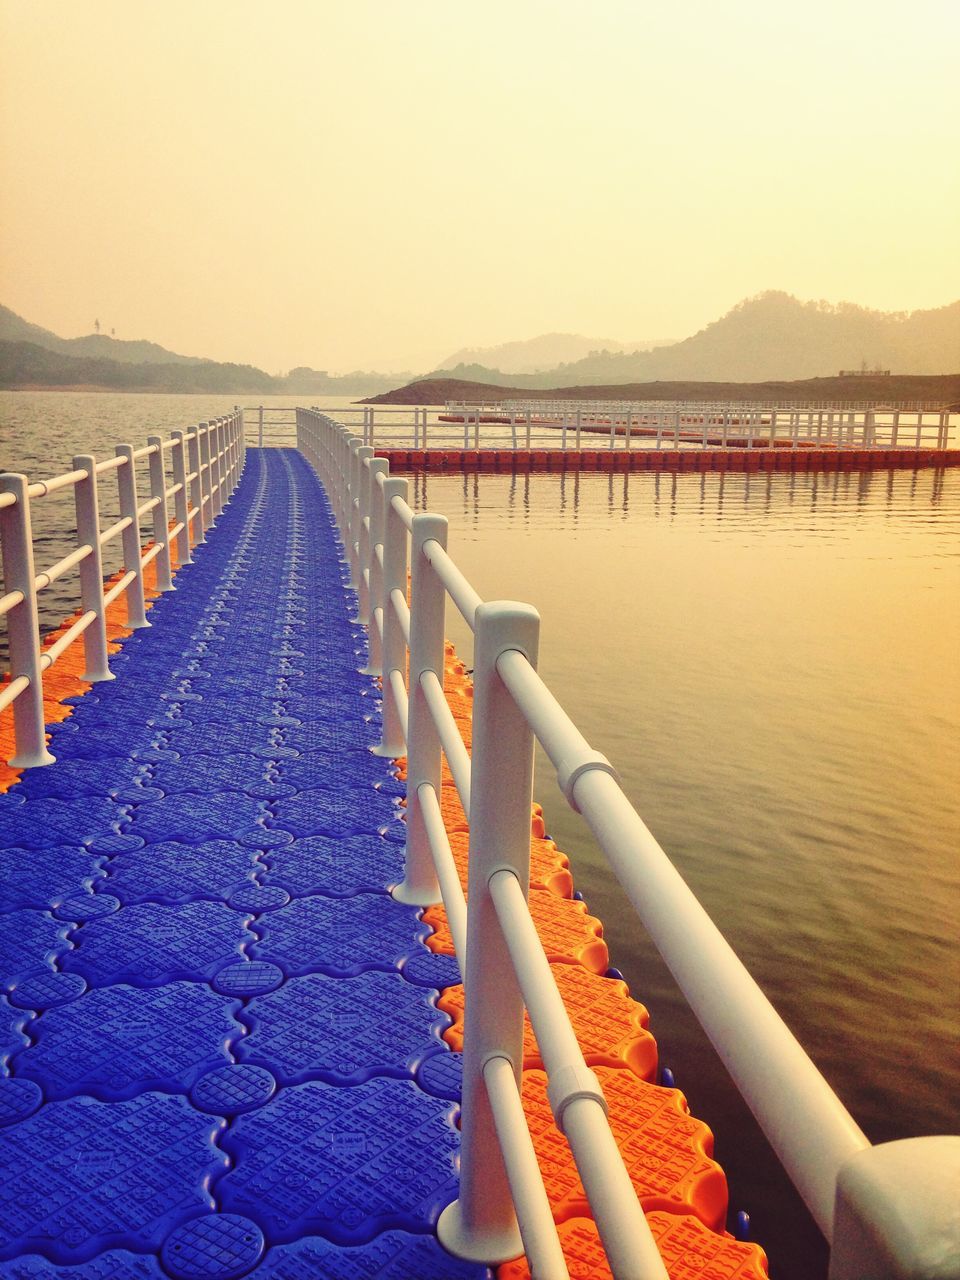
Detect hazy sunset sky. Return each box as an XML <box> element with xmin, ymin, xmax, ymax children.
<box><xmin>1</xmin><ymin>0</ymin><xmax>957</xmax><ymax>373</ymax></box>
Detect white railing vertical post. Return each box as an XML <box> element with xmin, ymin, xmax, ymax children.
<box><xmin>187</xmin><ymin>427</ymin><xmax>204</xmax><ymax>544</ymax></box>
<box><xmin>0</xmin><ymin>474</ymin><xmax>56</xmax><ymax>767</ymax></box>
<box><xmin>147</xmin><ymin>437</ymin><xmax>174</xmax><ymax>592</ymax></box>
<box><xmin>258</xmin><ymin>405</ymin><xmax>264</xmax><ymax>449</ymax></box>
<box><xmin>393</xmin><ymin>512</ymin><xmax>447</xmax><ymax>906</ymax></box>
<box><xmin>230</xmin><ymin>410</ymin><xmax>241</xmax><ymax>488</ymax></box>
<box><xmin>376</xmin><ymin>477</ymin><xmax>409</xmax><ymax>759</ymax></box>
<box><xmin>361</xmin><ymin>458</ymin><xmax>389</xmax><ymax>640</ymax></box>
<box><xmin>72</xmin><ymin>455</ymin><xmax>114</xmax><ymax>683</ymax></box>
<box><xmin>212</xmin><ymin>417</ymin><xmax>225</xmax><ymax>515</ymax></box>
<box><xmin>437</xmin><ymin>600</ymin><xmax>541</xmax><ymax>1264</ymax></box>
<box><xmin>349</xmin><ymin>443</ymin><xmax>374</xmax><ymax>592</ymax></box>
<box><xmin>863</xmin><ymin>410</ymin><xmax>875</xmax><ymax>449</ymax></box>
<box><xmin>115</xmin><ymin>446</ymin><xmax>150</xmax><ymax>627</ymax></box>
<box><xmin>171</xmin><ymin>431</ymin><xmax>191</xmax><ymax>566</ymax></box>
<box><xmin>198</xmin><ymin>422</ymin><xmax>213</xmax><ymax>532</ymax></box>
<box><xmin>575</xmin><ymin>408</ymin><xmax>582</xmax><ymax>450</ymax></box>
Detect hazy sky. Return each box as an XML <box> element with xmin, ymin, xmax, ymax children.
<box><xmin>1</xmin><ymin>0</ymin><xmax>957</xmax><ymax>373</ymax></box>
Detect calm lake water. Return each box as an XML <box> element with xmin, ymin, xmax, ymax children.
<box><xmin>2</xmin><ymin>392</ymin><xmax>959</xmax><ymax>1279</ymax></box>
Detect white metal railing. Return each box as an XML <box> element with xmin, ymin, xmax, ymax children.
<box><xmin>250</xmin><ymin>402</ymin><xmax>957</xmax><ymax>454</ymax></box>
<box><xmin>0</xmin><ymin>411</ymin><xmax>244</xmax><ymax>767</ymax></box>
<box><xmin>296</xmin><ymin>404</ymin><xmax>960</xmax><ymax>1280</ymax></box>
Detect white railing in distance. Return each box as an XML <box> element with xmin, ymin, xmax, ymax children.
<box><xmin>0</xmin><ymin>411</ymin><xmax>244</xmax><ymax>770</ymax></box>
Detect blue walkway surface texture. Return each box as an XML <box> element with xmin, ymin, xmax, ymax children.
<box><xmin>0</xmin><ymin>451</ymin><xmax>490</xmax><ymax>1280</ymax></box>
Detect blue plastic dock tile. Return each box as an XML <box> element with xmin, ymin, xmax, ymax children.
<box><xmin>271</xmin><ymin>787</ymin><xmax>399</xmax><ymax>841</ymax></box>
<box><xmin>51</xmin><ymin>893</ymin><xmax>121</xmax><ymax>924</ymax></box>
<box><xmin>0</xmin><ymin>1077</ymin><xmax>43</xmax><ymax>1126</ymax></box>
<box><xmin>101</xmin><ymin>841</ymin><xmax>261</xmax><ymax>906</ymax></box>
<box><xmin>0</xmin><ymin>1248</ymin><xmax>166</xmax><ymax>1278</ymax></box>
<box><xmin>251</xmin><ymin>893</ymin><xmax>426</xmax><ymax>978</ymax></box>
<box><xmin>61</xmin><ymin>901</ymin><xmax>252</xmax><ymax>988</ymax></box>
<box><xmin>218</xmin><ymin>1077</ymin><xmax>460</xmax><ymax>1246</ymax></box>
<box><xmin>7</xmin><ymin>970</ymin><xmax>87</xmax><ymax>1011</ymax></box>
<box><xmin>417</xmin><ymin>1051</ymin><xmax>464</xmax><ymax>1104</ymax></box>
<box><xmin>10</xmin><ymin>759</ymin><xmax>147</xmax><ymax>803</ymax></box>
<box><xmin>260</xmin><ymin>834</ymin><xmax>403</xmax><ymax>899</ymax></box>
<box><xmin>249</xmin><ymin>1229</ymin><xmax>493</xmax><ymax>1279</ymax></box>
<box><xmin>274</xmin><ymin>752</ymin><xmax>405</xmax><ymax>799</ymax></box>
<box><xmin>161</xmin><ymin>1214</ymin><xmax>265</xmax><ymax>1280</ymax></box>
<box><xmin>284</xmin><ymin>718</ymin><xmax>381</xmax><ymax>753</ymax></box>
<box><xmin>151</xmin><ymin>754</ymin><xmax>274</xmax><ymax>798</ymax></box>
<box><xmin>0</xmin><ymin>796</ymin><xmax>127</xmax><ymax>851</ymax></box>
<box><xmin>0</xmin><ymin>846</ymin><xmax>104</xmax><ymax>913</ymax></box>
<box><xmin>0</xmin><ymin>1092</ymin><xmax>224</xmax><ymax>1264</ymax></box>
<box><xmin>0</xmin><ymin>910</ymin><xmax>72</xmax><ymax>985</ymax></box>
<box><xmin>225</xmin><ymin>884</ymin><xmax>289</xmax><ymax>914</ymax></box>
<box><xmin>1</xmin><ymin>996</ymin><xmax>29</xmax><ymax>1071</ymax></box>
<box><xmin>238</xmin><ymin>970</ymin><xmax>447</xmax><ymax>1085</ymax></box>
<box><xmin>124</xmin><ymin>793</ymin><xmax>268</xmax><ymax>847</ymax></box>
<box><xmin>190</xmin><ymin>1064</ymin><xmax>278</xmax><ymax>1116</ymax></box>
<box><xmin>46</xmin><ymin>728</ymin><xmax>163</xmax><ymax>763</ymax></box>
<box><xmin>211</xmin><ymin>962</ymin><xmax>284</xmax><ymax>998</ymax></box>
<box><xmin>18</xmin><ymin>981</ymin><xmax>239</xmax><ymax>1101</ymax></box>
<box><xmin>401</xmin><ymin>948</ymin><xmax>463</xmax><ymax>991</ymax></box>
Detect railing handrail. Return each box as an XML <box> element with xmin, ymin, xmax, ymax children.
<box><xmin>295</xmin><ymin>405</ymin><xmax>959</xmax><ymax>1280</ymax></box>
<box><xmin>1</xmin><ymin>411</ymin><xmax>246</xmax><ymax>766</ymax></box>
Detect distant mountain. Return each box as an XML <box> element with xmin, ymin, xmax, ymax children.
<box><xmin>426</xmin><ymin>294</ymin><xmax>960</xmax><ymax>389</ymax></box>
<box><xmin>0</xmin><ymin>305</ymin><xmax>206</xmax><ymax>366</ymax></box>
<box><xmin>438</xmin><ymin>332</ymin><xmax>675</xmax><ymax>375</ymax></box>
<box><xmin>0</xmin><ymin>340</ymin><xmax>277</xmax><ymax>393</ymax></box>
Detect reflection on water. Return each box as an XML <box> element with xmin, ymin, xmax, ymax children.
<box><xmin>414</xmin><ymin>467</ymin><xmax>959</xmax><ymax>1280</ymax></box>
<box><xmin>2</xmin><ymin>394</ymin><xmax>958</xmax><ymax>1278</ymax></box>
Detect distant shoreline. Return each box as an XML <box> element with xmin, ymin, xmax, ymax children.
<box><xmin>364</xmin><ymin>373</ymin><xmax>960</xmax><ymax>408</ymax></box>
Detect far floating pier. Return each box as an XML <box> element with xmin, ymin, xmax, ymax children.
<box><xmin>0</xmin><ymin>408</ymin><xmax>956</xmax><ymax>1280</ymax></box>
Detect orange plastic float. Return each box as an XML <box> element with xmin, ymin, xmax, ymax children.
<box><xmin>437</xmin><ymin>961</ymin><xmax>658</xmax><ymax>1080</ymax></box>
<box><xmin>500</xmin><ymin>1213</ymin><xmax>769</xmax><ymax>1280</ymax></box>
<box><xmin>423</xmin><ymin>888</ymin><xmax>609</xmax><ymax>973</ymax></box>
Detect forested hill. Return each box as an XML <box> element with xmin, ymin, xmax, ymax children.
<box><xmin>428</xmin><ymin>295</ymin><xmax>960</xmax><ymax>388</ymax></box>
<box><xmin>0</xmin><ymin>341</ymin><xmax>277</xmax><ymax>393</ymax></box>
<box><xmin>0</xmin><ymin>305</ymin><xmax>206</xmax><ymax>366</ymax></box>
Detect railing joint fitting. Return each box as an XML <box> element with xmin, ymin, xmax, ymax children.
<box><xmin>546</xmin><ymin>1064</ymin><xmax>608</xmax><ymax>1132</ymax></box>
<box><xmin>557</xmin><ymin>750</ymin><xmax>619</xmax><ymax>813</ymax></box>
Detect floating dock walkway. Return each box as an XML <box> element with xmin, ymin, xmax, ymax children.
<box><xmin>1</xmin><ymin>416</ymin><xmax>956</xmax><ymax>1280</ymax></box>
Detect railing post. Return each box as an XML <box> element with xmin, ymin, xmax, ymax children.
<box><xmin>146</xmin><ymin>437</ymin><xmax>174</xmax><ymax>592</ymax></box>
<box><xmin>201</xmin><ymin>422</ymin><xmax>215</xmax><ymax>530</ymax></box>
<box><xmin>863</xmin><ymin>409</ymin><xmax>875</xmax><ymax>449</ymax></box>
<box><xmin>72</xmin><ymin>455</ymin><xmax>114</xmax><ymax>683</ymax></box>
<box><xmin>360</xmin><ymin>458</ymin><xmax>389</xmax><ymax>656</ymax></box>
<box><xmin>187</xmin><ymin>427</ymin><xmax>205</xmax><ymax>544</ymax></box>
<box><xmin>0</xmin><ymin>474</ymin><xmax>56</xmax><ymax>767</ymax></box>
<box><xmin>115</xmin><ymin>445</ymin><xmax>150</xmax><ymax>627</ymax></box>
<box><xmin>349</xmin><ymin>443</ymin><xmax>373</xmax><ymax>593</ymax></box>
<box><xmin>829</xmin><ymin>1137</ymin><xmax>960</xmax><ymax>1280</ymax></box>
<box><xmin>393</xmin><ymin>512</ymin><xmax>447</xmax><ymax>906</ymax></box>
<box><xmin>212</xmin><ymin>417</ymin><xmax>224</xmax><ymax>516</ymax></box>
<box><xmin>376</xmin><ymin>477</ymin><xmax>409</xmax><ymax>759</ymax></box>
<box><xmin>258</xmin><ymin>405</ymin><xmax>264</xmax><ymax>449</ymax></box>
<box><xmin>437</xmin><ymin>600</ymin><xmax>540</xmax><ymax>1264</ymax></box>
<box><xmin>171</xmin><ymin>431</ymin><xmax>191</xmax><ymax>566</ymax></box>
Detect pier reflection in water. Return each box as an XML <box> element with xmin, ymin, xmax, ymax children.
<box><xmin>413</xmin><ymin>466</ymin><xmax>959</xmax><ymax>1280</ymax></box>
